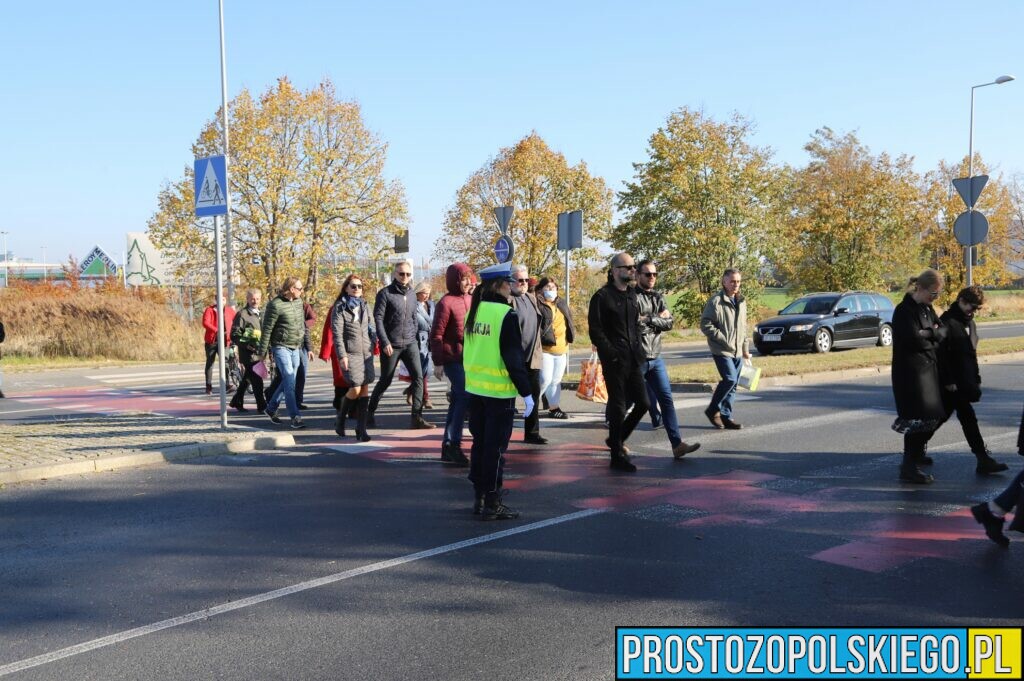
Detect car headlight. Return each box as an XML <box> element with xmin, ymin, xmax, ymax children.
<box><xmin>788</xmin><ymin>323</ymin><xmax>813</xmax><ymax>332</ymax></box>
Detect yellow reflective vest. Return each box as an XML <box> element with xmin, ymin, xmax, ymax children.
<box><xmin>464</xmin><ymin>302</ymin><xmax>518</xmax><ymax>398</ymax></box>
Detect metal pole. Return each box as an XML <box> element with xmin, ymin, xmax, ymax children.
<box><xmin>564</xmin><ymin>248</ymin><xmax>570</xmax><ymax>309</ymax></box>
<box><xmin>966</xmin><ymin>86</ymin><xmax>975</xmax><ymax>286</ymax></box>
<box><xmin>41</xmin><ymin>247</ymin><xmax>46</xmax><ymax>282</ymax></box>
<box><xmin>213</xmin><ymin>215</ymin><xmax>229</xmax><ymax>429</ymax></box>
<box><xmin>1</xmin><ymin>231</ymin><xmax>7</xmax><ymax>288</ymax></box>
<box><xmin>218</xmin><ymin>0</ymin><xmax>235</xmax><ymax>304</ymax></box>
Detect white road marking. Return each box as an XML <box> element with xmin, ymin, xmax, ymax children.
<box><xmin>0</xmin><ymin>407</ymin><xmax>60</xmax><ymax>415</ymax></box>
<box><xmin>0</xmin><ymin>508</ymin><xmax>604</xmax><ymax>676</ymax></box>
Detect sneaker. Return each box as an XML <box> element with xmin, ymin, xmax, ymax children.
<box><xmin>721</xmin><ymin>416</ymin><xmax>742</xmax><ymax>430</ymax></box>
<box><xmin>298</xmin><ymin>404</ymin><xmax>309</xmax><ymax>410</ymax></box>
<box><xmin>290</xmin><ymin>416</ymin><xmax>306</xmax><ymax>430</ymax></box>
<box><xmin>971</xmin><ymin>503</ymin><xmax>1010</xmax><ymax>547</ymax></box>
<box><xmin>547</xmin><ymin>408</ymin><xmax>569</xmax><ymax>420</ymax></box>
<box><xmin>609</xmin><ymin>456</ymin><xmax>637</xmax><ymax>473</ymax></box>
<box><xmin>975</xmin><ymin>456</ymin><xmax>1009</xmax><ymax>475</ymax></box>
<box><xmin>411</xmin><ymin>415</ymin><xmax>436</xmax><ymax>430</ymax></box>
<box><xmin>480</xmin><ymin>492</ymin><xmax>519</xmax><ymax>521</ymax></box>
<box><xmin>898</xmin><ymin>465</ymin><xmax>933</xmax><ymax>484</ymax></box>
<box><xmin>704</xmin><ymin>408</ymin><xmax>724</xmax><ymax>429</ymax></box>
<box><xmin>672</xmin><ymin>441</ymin><xmax>700</xmax><ymax>459</ymax></box>
<box><xmin>265</xmin><ymin>408</ymin><xmax>281</xmax><ymax>424</ymax></box>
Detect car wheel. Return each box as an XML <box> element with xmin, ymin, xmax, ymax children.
<box><xmin>877</xmin><ymin>323</ymin><xmax>893</xmax><ymax>347</ymax></box>
<box><xmin>813</xmin><ymin>328</ymin><xmax>832</xmax><ymax>353</ymax></box>
<box><xmin>756</xmin><ymin>345</ymin><xmax>774</xmax><ymax>356</ymax></box>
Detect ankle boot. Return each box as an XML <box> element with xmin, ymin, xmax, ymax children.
<box><xmin>899</xmin><ymin>453</ymin><xmax>932</xmax><ymax>484</ymax></box>
<box><xmin>355</xmin><ymin>397</ymin><xmax>372</xmax><ymax>442</ymax></box>
<box><xmin>335</xmin><ymin>397</ymin><xmax>348</xmax><ymax>437</ymax></box>
<box><xmin>974</xmin><ymin>449</ymin><xmax>1009</xmax><ymax>475</ymax></box>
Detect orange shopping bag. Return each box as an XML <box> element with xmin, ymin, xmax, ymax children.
<box><xmin>576</xmin><ymin>353</ymin><xmax>608</xmax><ymax>404</ymax></box>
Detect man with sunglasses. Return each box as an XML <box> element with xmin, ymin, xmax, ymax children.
<box><xmin>636</xmin><ymin>260</ymin><xmax>700</xmax><ymax>459</ymax></box>
<box><xmin>510</xmin><ymin>264</ymin><xmax>547</xmax><ymax>446</ymax></box>
<box><xmin>929</xmin><ymin>285</ymin><xmax>1008</xmax><ymax>475</ymax></box>
<box><xmin>367</xmin><ymin>261</ymin><xmax>434</xmax><ymax>430</ymax></box>
<box><xmin>589</xmin><ymin>252</ymin><xmax>650</xmax><ymax>472</ymax></box>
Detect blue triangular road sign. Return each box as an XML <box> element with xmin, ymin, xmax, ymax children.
<box><xmin>195</xmin><ymin>155</ymin><xmax>228</xmax><ymax>217</ymax></box>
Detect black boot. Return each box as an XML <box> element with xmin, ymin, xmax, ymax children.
<box><xmin>480</xmin><ymin>491</ymin><xmax>518</xmax><ymax>520</ymax></box>
<box><xmin>333</xmin><ymin>387</ymin><xmax>344</xmax><ymax>411</ymax></box>
<box><xmin>355</xmin><ymin>397</ymin><xmax>372</xmax><ymax>442</ymax></box>
<box><xmin>335</xmin><ymin>396</ymin><xmax>348</xmax><ymax>437</ymax></box>
<box><xmin>974</xmin><ymin>449</ymin><xmax>1009</xmax><ymax>475</ymax></box>
<box><xmin>918</xmin><ymin>442</ymin><xmax>933</xmax><ymax>466</ymax></box>
<box><xmin>347</xmin><ymin>396</ymin><xmax>359</xmax><ymax>420</ymax></box>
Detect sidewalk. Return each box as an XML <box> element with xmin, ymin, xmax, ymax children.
<box><xmin>0</xmin><ymin>412</ymin><xmax>294</xmax><ymax>485</ymax></box>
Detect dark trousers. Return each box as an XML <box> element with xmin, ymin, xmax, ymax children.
<box><xmin>468</xmin><ymin>395</ymin><xmax>515</xmax><ymax>495</ymax></box>
<box><xmin>523</xmin><ymin>368</ymin><xmax>542</xmax><ymax>438</ymax></box>
<box><xmin>232</xmin><ymin>360</ymin><xmax>266</xmax><ymax>411</ymax></box>
<box><xmin>994</xmin><ymin>468</ymin><xmax>1024</xmax><ymax>512</ymax></box>
<box><xmin>924</xmin><ymin>393</ymin><xmax>986</xmax><ymax>455</ymax></box>
<box><xmin>443</xmin><ymin>361</ymin><xmax>469</xmax><ymax>447</ymax></box>
<box><xmin>204</xmin><ymin>342</ymin><xmax>224</xmax><ymax>387</ymax></box>
<box><xmin>605</xmin><ymin>361</ymin><xmax>650</xmax><ymax>457</ymax></box>
<box><xmin>368</xmin><ymin>344</ymin><xmax>423</xmax><ymax>416</ymax></box>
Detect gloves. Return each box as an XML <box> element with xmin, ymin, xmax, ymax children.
<box><xmin>523</xmin><ymin>395</ymin><xmax>535</xmax><ymax>418</ymax></box>
<box><xmin>434</xmin><ymin>365</ymin><xmax>445</xmax><ymax>380</ymax></box>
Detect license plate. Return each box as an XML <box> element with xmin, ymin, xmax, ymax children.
<box><xmin>762</xmin><ymin>334</ymin><xmax>782</xmax><ymax>342</ymax></box>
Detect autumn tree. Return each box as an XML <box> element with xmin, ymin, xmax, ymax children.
<box><xmin>613</xmin><ymin>108</ymin><xmax>786</xmax><ymax>323</ymax></box>
<box><xmin>778</xmin><ymin>128</ymin><xmax>927</xmax><ymax>293</ymax></box>
<box><xmin>434</xmin><ymin>132</ymin><xmax>613</xmax><ymax>282</ymax></box>
<box><xmin>148</xmin><ymin>77</ymin><xmax>408</xmax><ymax>304</ymax></box>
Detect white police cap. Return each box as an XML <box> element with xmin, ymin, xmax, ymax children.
<box><xmin>477</xmin><ymin>262</ymin><xmax>516</xmax><ymax>282</ymax></box>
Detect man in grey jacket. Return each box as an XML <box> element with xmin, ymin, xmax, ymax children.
<box><xmin>700</xmin><ymin>268</ymin><xmax>750</xmax><ymax>430</ymax></box>
<box><xmin>637</xmin><ymin>260</ymin><xmax>699</xmax><ymax>458</ymax></box>
<box><xmin>367</xmin><ymin>261</ymin><xmax>434</xmax><ymax>429</ymax></box>
<box><xmin>510</xmin><ymin>264</ymin><xmax>546</xmax><ymax>445</ymax></box>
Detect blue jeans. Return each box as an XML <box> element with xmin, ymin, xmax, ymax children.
<box><xmin>994</xmin><ymin>468</ymin><xmax>1024</xmax><ymax>512</ymax></box>
<box><xmin>268</xmin><ymin>346</ymin><xmax>302</xmax><ymax>418</ymax></box>
<box><xmin>709</xmin><ymin>355</ymin><xmax>743</xmax><ymax>419</ymax></box>
<box><xmin>443</xmin><ymin>361</ymin><xmax>469</xmax><ymax>447</ymax></box>
<box><xmin>644</xmin><ymin>357</ymin><xmax>682</xmax><ymax>448</ymax></box>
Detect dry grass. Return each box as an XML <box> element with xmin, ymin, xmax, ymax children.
<box><xmin>0</xmin><ymin>280</ymin><xmax>202</xmax><ymax>363</ymax></box>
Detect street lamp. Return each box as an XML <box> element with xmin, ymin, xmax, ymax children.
<box><xmin>966</xmin><ymin>74</ymin><xmax>1015</xmax><ymax>285</ymax></box>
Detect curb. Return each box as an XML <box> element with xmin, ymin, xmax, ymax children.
<box><xmin>0</xmin><ymin>433</ymin><xmax>296</xmax><ymax>486</ymax></box>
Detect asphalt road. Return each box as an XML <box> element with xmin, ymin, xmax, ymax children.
<box><xmin>2</xmin><ymin>358</ymin><xmax>1024</xmax><ymax>680</ymax></box>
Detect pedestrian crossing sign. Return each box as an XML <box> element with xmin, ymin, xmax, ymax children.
<box><xmin>194</xmin><ymin>155</ymin><xmax>228</xmax><ymax>217</ymax></box>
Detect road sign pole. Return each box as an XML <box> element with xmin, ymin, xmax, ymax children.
<box><xmin>565</xmin><ymin>247</ymin><xmax>570</xmax><ymax>309</ymax></box>
<box><xmin>213</xmin><ymin>215</ymin><xmax>229</xmax><ymax>429</ymax></box>
<box><xmin>218</xmin><ymin>0</ymin><xmax>234</xmax><ymax>304</ymax></box>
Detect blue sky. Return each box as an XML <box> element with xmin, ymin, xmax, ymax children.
<box><xmin>3</xmin><ymin>1</ymin><xmax>1022</xmax><ymax>269</ymax></box>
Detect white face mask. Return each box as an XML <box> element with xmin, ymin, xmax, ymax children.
<box><xmin>542</xmin><ymin>289</ymin><xmax>556</xmax><ymax>301</ymax></box>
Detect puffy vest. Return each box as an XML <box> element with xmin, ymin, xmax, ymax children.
<box><xmin>464</xmin><ymin>302</ymin><xmax>517</xmax><ymax>398</ymax></box>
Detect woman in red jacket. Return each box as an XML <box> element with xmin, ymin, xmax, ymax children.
<box><xmin>429</xmin><ymin>263</ymin><xmax>474</xmax><ymax>466</ymax></box>
<box><xmin>201</xmin><ymin>291</ymin><xmax>236</xmax><ymax>395</ymax></box>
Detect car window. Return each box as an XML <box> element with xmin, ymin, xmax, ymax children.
<box><xmin>837</xmin><ymin>296</ymin><xmax>858</xmax><ymax>312</ymax></box>
<box><xmin>855</xmin><ymin>295</ymin><xmax>875</xmax><ymax>311</ymax></box>
<box><xmin>782</xmin><ymin>297</ymin><xmax>837</xmax><ymax>315</ymax></box>
<box><xmin>872</xmin><ymin>294</ymin><xmax>894</xmax><ymax>311</ymax></box>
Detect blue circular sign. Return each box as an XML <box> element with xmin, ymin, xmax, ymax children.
<box><xmin>494</xmin><ymin>236</ymin><xmax>514</xmax><ymax>263</ymax></box>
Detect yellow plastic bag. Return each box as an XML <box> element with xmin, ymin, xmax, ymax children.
<box><xmin>738</xmin><ymin>360</ymin><xmax>761</xmax><ymax>391</ymax></box>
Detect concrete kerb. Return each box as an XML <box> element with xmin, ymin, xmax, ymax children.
<box><xmin>0</xmin><ymin>433</ymin><xmax>295</xmax><ymax>486</ymax></box>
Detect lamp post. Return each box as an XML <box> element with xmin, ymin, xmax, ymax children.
<box><xmin>966</xmin><ymin>74</ymin><xmax>1015</xmax><ymax>285</ymax></box>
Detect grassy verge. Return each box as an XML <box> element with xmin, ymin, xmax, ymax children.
<box><xmin>566</xmin><ymin>336</ymin><xmax>1024</xmax><ymax>384</ymax></box>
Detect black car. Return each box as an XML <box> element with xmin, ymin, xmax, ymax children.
<box><xmin>753</xmin><ymin>291</ymin><xmax>894</xmax><ymax>355</ymax></box>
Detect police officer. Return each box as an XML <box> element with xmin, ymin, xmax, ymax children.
<box><xmin>464</xmin><ymin>262</ymin><xmax>534</xmax><ymax>520</ymax></box>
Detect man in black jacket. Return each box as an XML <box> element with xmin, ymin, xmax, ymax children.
<box><xmin>589</xmin><ymin>252</ymin><xmax>649</xmax><ymax>472</ymax></box>
<box><xmin>368</xmin><ymin>261</ymin><xmax>434</xmax><ymax>429</ymax></box>
<box><xmin>636</xmin><ymin>260</ymin><xmax>699</xmax><ymax>460</ymax></box>
<box><xmin>927</xmin><ymin>286</ymin><xmax>1008</xmax><ymax>475</ymax></box>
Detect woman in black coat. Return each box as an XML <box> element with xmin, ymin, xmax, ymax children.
<box><xmin>891</xmin><ymin>269</ymin><xmax>948</xmax><ymax>484</ymax></box>
<box><xmin>929</xmin><ymin>286</ymin><xmax>1008</xmax><ymax>475</ymax></box>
